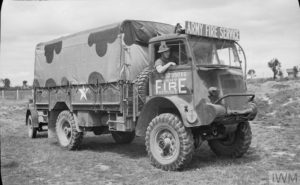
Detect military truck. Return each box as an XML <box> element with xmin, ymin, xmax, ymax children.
<box><xmin>26</xmin><ymin>20</ymin><xmax>257</xmax><ymax>171</ymax></box>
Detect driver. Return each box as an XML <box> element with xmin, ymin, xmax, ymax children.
<box><xmin>155</xmin><ymin>41</ymin><xmax>176</xmax><ymax>73</ymax></box>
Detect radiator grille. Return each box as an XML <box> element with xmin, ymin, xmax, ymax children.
<box><xmin>220</xmin><ymin>74</ymin><xmax>248</xmax><ymax>110</ymax></box>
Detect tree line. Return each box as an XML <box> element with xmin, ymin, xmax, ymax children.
<box><xmin>0</xmin><ymin>79</ymin><xmax>31</xmax><ymax>90</ymax></box>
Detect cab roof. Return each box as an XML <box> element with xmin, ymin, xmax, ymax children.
<box><xmin>149</xmin><ymin>34</ymin><xmax>189</xmax><ymax>43</ymax></box>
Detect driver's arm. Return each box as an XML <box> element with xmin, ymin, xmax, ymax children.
<box><xmin>156</xmin><ymin>63</ymin><xmax>171</xmax><ymax>73</ymax></box>
<box><xmin>156</xmin><ymin>62</ymin><xmax>176</xmax><ymax>73</ymax></box>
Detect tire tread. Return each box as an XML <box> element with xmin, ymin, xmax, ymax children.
<box><xmin>56</xmin><ymin>110</ymin><xmax>83</xmax><ymax>150</ymax></box>
<box><xmin>145</xmin><ymin>113</ymin><xmax>194</xmax><ymax>171</ymax></box>
<box><xmin>208</xmin><ymin>122</ymin><xmax>252</xmax><ymax>158</ymax></box>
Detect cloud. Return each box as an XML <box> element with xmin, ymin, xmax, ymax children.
<box><xmin>1</xmin><ymin>0</ymin><xmax>300</xmax><ymax>85</ymax></box>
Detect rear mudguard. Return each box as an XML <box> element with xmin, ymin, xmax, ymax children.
<box><xmin>25</xmin><ymin>104</ymin><xmax>39</xmax><ymax>128</ymax></box>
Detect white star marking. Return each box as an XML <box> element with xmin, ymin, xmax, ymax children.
<box><xmin>79</xmin><ymin>86</ymin><xmax>89</xmax><ymax>101</ymax></box>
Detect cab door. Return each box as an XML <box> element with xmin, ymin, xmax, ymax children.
<box><xmin>149</xmin><ymin>39</ymin><xmax>193</xmax><ymax>103</ymax></box>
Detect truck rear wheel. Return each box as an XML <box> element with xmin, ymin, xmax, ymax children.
<box><xmin>56</xmin><ymin>110</ymin><xmax>83</xmax><ymax>150</ymax></box>
<box><xmin>27</xmin><ymin>115</ymin><xmax>37</xmax><ymax>138</ymax></box>
<box><xmin>208</xmin><ymin>122</ymin><xmax>252</xmax><ymax>158</ymax></box>
<box><xmin>145</xmin><ymin>113</ymin><xmax>194</xmax><ymax>171</ymax></box>
<box><xmin>111</xmin><ymin>131</ymin><xmax>135</xmax><ymax>144</ymax></box>
<box><xmin>135</xmin><ymin>67</ymin><xmax>152</xmax><ymax>111</ymax></box>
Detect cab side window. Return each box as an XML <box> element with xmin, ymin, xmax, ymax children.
<box><xmin>169</xmin><ymin>40</ymin><xmax>188</xmax><ymax>65</ymax></box>
<box><xmin>154</xmin><ymin>40</ymin><xmax>189</xmax><ymax>65</ymax></box>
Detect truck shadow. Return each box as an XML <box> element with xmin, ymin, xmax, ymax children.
<box><xmin>80</xmin><ymin>135</ymin><xmax>148</xmax><ymax>159</ymax></box>
<box><xmin>36</xmin><ymin>132</ymin><xmax>48</xmax><ymax>138</ymax></box>
<box><xmin>186</xmin><ymin>143</ymin><xmax>261</xmax><ymax>170</ymax></box>
<box><xmin>80</xmin><ymin>134</ymin><xmax>261</xmax><ymax>170</ymax></box>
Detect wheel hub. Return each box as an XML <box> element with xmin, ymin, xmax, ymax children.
<box><xmin>221</xmin><ymin>132</ymin><xmax>236</xmax><ymax>145</ymax></box>
<box><xmin>63</xmin><ymin>126</ymin><xmax>71</xmax><ymax>138</ymax></box>
<box><xmin>157</xmin><ymin>131</ymin><xmax>176</xmax><ymax>157</ymax></box>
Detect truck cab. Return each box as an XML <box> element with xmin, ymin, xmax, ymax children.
<box><xmin>147</xmin><ymin>33</ymin><xmax>256</xmax><ymax>124</ymax></box>
<box><xmin>135</xmin><ymin>22</ymin><xmax>257</xmax><ymax>170</ymax></box>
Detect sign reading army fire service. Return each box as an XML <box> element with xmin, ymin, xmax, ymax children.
<box><xmin>185</xmin><ymin>21</ymin><xmax>240</xmax><ymax>41</ymax></box>
<box><xmin>154</xmin><ymin>72</ymin><xmax>189</xmax><ymax>95</ymax></box>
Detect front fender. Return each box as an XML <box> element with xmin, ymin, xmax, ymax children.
<box><xmin>135</xmin><ymin>96</ymin><xmax>195</xmax><ymax>137</ymax></box>
<box><xmin>164</xmin><ymin>96</ymin><xmax>197</xmax><ymax>126</ymax></box>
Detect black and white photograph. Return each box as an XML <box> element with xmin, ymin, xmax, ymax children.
<box><xmin>1</xmin><ymin>0</ymin><xmax>300</xmax><ymax>184</ymax></box>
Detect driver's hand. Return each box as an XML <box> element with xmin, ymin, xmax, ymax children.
<box><xmin>169</xmin><ymin>62</ymin><xmax>176</xmax><ymax>66</ymax></box>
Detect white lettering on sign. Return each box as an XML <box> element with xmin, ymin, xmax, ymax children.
<box><xmin>155</xmin><ymin>80</ymin><xmax>162</xmax><ymax>94</ymax></box>
<box><xmin>219</xmin><ymin>27</ymin><xmax>240</xmax><ymax>41</ymax></box>
<box><xmin>178</xmin><ymin>78</ymin><xmax>187</xmax><ymax>94</ymax></box>
<box><xmin>206</xmin><ymin>25</ymin><xmax>217</xmax><ymax>38</ymax></box>
<box><xmin>186</xmin><ymin>22</ymin><xmax>204</xmax><ymax>36</ymax></box>
<box><xmin>185</xmin><ymin>21</ymin><xmax>240</xmax><ymax>41</ymax></box>
<box><xmin>155</xmin><ymin>72</ymin><xmax>188</xmax><ymax>95</ymax></box>
<box><xmin>169</xmin><ymin>81</ymin><xmax>177</xmax><ymax>92</ymax></box>
<box><xmin>165</xmin><ymin>72</ymin><xmax>187</xmax><ymax>78</ymax></box>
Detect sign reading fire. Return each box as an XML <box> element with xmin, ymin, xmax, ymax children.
<box><xmin>185</xmin><ymin>21</ymin><xmax>240</xmax><ymax>41</ymax></box>
<box><xmin>155</xmin><ymin>72</ymin><xmax>188</xmax><ymax>95</ymax></box>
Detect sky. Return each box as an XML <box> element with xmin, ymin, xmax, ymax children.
<box><xmin>0</xmin><ymin>0</ymin><xmax>300</xmax><ymax>86</ymax></box>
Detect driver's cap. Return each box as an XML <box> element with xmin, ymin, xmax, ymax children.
<box><xmin>158</xmin><ymin>41</ymin><xmax>170</xmax><ymax>53</ymax></box>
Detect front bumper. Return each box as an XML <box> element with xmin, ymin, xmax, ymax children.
<box><xmin>208</xmin><ymin>93</ymin><xmax>257</xmax><ymax>123</ymax></box>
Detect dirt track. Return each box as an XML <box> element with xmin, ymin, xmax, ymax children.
<box><xmin>1</xmin><ymin>79</ymin><xmax>300</xmax><ymax>185</ymax></box>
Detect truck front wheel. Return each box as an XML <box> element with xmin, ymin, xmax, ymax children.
<box><xmin>56</xmin><ymin>110</ymin><xmax>83</xmax><ymax>150</ymax></box>
<box><xmin>208</xmin><ymin>122</ymin><xmax>252</xmax><ymax>158</ymax></box>
<box><xmin>111</xmin><ymin>131</ymin><xmax>135</xmax><ymax>144</ymax></box>
<box><xmin>145</xmin><ymin>113</ymin><xmax>194</xmax><ymax>171</ymax></box>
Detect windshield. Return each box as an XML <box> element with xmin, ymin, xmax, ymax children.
<box><xmin>189</xmin><ymin>36</ymin><xmax>241</xmax><ymax>67</ymax></box>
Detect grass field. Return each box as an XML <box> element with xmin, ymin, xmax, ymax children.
<box><xmin>1</xmin><ymin>79</ymin><xmax>300</xmax><ymax>185</ymax></box>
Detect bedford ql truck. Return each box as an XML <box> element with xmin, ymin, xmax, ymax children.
<box><xmin>26</xmin><ymin>20</ymin><xmax>257</xmax><ymax>171</ymax></box>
